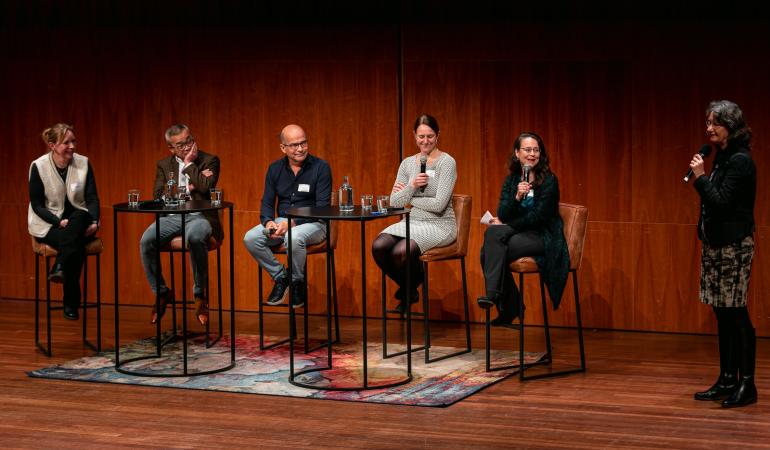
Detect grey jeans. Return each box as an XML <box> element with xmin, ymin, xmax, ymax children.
<box><xmin>140</xmin><ymin>214</ymin><xmax>212</xmax><ymax>297</ymax></box>
<box><xmin>243</xmin><ymin>218</ymin><xmax>326</xmax><ymax>282</ymax></box>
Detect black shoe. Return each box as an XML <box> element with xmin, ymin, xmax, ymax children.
<box><xmin>48</xmin><ymin>263</ymin><xmax>64</xmax><ymax>284</ymax></box>
<box><xmin>477</xmin><ymin>296</ymin><xmax>496</xmax><ymax>309</ymax></box>
<box><xmin>266</xmin><ymin>274</ymin><xmax>290</xmax><ymax>305</ymax></box>
<box><xmin>63</xmin><ymin>305</ymin><xmax>79</xmax><ymax>320</ymax></box>
<box><xmin>395</xmin><ymin>288</ymin><xmax>419</xmax><ymax>315</ymax></box>
<box><xmin>291</xmin><ymin>280</ymin><xmax>306</xmax><ymax>309</ymax></box>
<box><xmin>694</xmin><ymin>373</ymin><xmax>738</xmax><ymax>401</ymax></box>
<box><xmin>490</xmin><ymin>309</ymin><xmax>515</xmax><ymax>327</ymax></box>
<box><xmin>489</xmin><ymin>301</ymin><xmax>523</xmax><ymax>327</ymax></box>
<box><xmin>722</xmin><ymin>376</ymin><xmax>757</xmax><ymax>408</ymax></box>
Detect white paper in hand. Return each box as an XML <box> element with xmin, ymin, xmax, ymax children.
<box><xmin>480</xmin><ymin>210</ymin><xmax>494</xmax><ymax>225</ymax></box>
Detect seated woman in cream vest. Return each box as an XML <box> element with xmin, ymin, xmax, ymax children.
<box><xmin>28</xmin><ymin>123</ymin><xmax>100</xmax><ymax>320</ymax></box>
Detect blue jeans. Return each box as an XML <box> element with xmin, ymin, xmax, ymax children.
<box><xmin>243</xmin><ymin>218</ymin><xmax>326</xmax><ymax>281</ymax></box>
<box><xmin>140</xmin><ymin>214</ymin><xmax>212</xmax><ymax>297</ymax></box>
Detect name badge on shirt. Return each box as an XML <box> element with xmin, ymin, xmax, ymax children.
<box><xmin>298</xmin><ymin>184</ymin><xmax>310</xmax><ymax>192</ymax></box>
<box><xmin>426</xmin><ymin>169</ymin><xmax>436</xmax><ymax>178</ymax></box>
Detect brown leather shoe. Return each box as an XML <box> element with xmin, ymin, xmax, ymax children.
<box><xmin>150</xmin><ymin>290</ymin><xmax>174</xmax><ymax>324</ymax></box>
<box><xmin>194</xmin><ymin>296</ymin><xmax>209</xmax><ymax>326</ymax></box>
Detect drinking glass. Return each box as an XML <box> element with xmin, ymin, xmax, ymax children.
<box><xmin>128</xmin><ymin>189</ymin><xmax>140</xmax><ymax>207</ymax></box>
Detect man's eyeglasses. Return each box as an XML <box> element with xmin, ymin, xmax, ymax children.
<box><xmin>170</xmin><ymin>136</ymin><xmax>195</xmax><ymax>151</ymax></box>
<box><xmin>282</xmin><ymin>140</ymin><xmax>308</xmax><ymax>150</ymax></box>
<box><xmin>519</xmin><ymin>147</ymin><xmax>541</xmax><ymax>154</ymax></box>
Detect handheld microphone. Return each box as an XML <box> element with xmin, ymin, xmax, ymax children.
<box><xmin>522</xmin><ymin>164</ymin><xmax>532</xmax><ymax>183</ymax></box>
<box><xmin>262</xmin><ymin>226</ymin><xmax>276</xmax><ymax>237</ymax></box>
<box><xmin>419</xmin><ymin>155</ymin><xmax>428</xmax><ymax>192</ymax></box>
<box><xmin>683</xmin><ymin>144</ymin><xmax>713</xmax><ymax>183</ymax></box>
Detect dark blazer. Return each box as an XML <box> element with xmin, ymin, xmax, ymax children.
<box><xmin>152</xmin><ymin>150</ymin><xmax>224</xmax><ymax>242</ymax></box>
<box><xmin>694</xmin><ymin>143</ymin><xmax>756</xmax><ymax>248</ymax></box>
<box><xmin>497</xmin><ymin>172</ymin><xmax>570</xmax><ymax>309</ymax></box>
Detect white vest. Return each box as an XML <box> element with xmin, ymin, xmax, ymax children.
<box><xmin>28</xmin><ymin>152</ymin><xmax>90</xmax><ymax>237</ymax></box>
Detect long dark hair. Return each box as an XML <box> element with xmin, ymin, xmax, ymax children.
<box><xmin>508</xmin><ymin>131</ymin><xmax>552</xmax><ymax>187</ymax></box>
<box><xmin>706</xmin><ymin>100</ymin><xmax>752</xmax><ymax>150</ymax></box>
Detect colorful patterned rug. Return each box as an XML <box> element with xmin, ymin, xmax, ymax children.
<box><xmin>28</xmin><ymin>334</ymin><xmax>544</xmax><ymax>407</ymax></box>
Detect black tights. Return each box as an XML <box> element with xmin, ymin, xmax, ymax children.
<box><xmin>371</xmin><ymin>233</ymin><xmax>423</xmax><ymax>294</ymax></box>
<box><xmin>713</xmin><ymin>306</ymin><xmax>755</xmax><ymax>378</ymax></box>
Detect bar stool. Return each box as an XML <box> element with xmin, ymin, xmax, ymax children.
<box><xmin>160</xmin><ymin>235</ymin><xmax>223</xmax><ymax>348</ymax></box>
<box><xmin>382</xmin><ymin>194</ymin><xmax>473</xmax><ymax>363</ymax></box>
<box><xmin>31</xmin><ymin>236</ymin><xmax>103</xmax><ymax>357</ymax></box>
<box><xmin>485</xmin><ymin>202</ymin><xmax>588</xmax><ymax>379</ymax></box>
<box><xmin>258</xmin><ymin>221</ymin><xmax>339</xmax><ymax>353</ymax></box>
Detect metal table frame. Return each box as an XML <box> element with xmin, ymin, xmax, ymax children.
<box><xmin>286</xmin><ymin>206</ymin><xmax>412</xmax><ymax>390</ymax></box>
<box><xmin>112</xmin><ymin>200</ymin><xmax>236</xmax><ymax>377</ymax></box>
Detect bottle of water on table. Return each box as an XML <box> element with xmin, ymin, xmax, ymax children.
<box><xmin>338</xmin><ymin>175</ymin><xmax>354</xmax><ymax>212</ymax></box>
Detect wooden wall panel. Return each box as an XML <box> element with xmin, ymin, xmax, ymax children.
<box><xmin>2</xmin><ymin>11</ymin><xmax>768</xmax><ymax>336</ymax></box>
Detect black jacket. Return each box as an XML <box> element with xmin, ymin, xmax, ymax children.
<box><xmin>497</xmin><ymin>172</ymin><xmax>570</xmax><ymax>308</ymax></box>
<box><xmin>694</xmin><ymin>143</ymin><xmax>756</xmax><ymax>248</ymax></box>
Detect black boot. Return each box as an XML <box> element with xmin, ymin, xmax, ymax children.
<box><xmin>694</xmin><ymin>373</ymin><xmax>738</xmax><ymax>401</ymax></box>
<box><xmin>695</xmin><ymin>316</ymin><xmax>738</xmax><ymax>400</ymax></box>
<box><xmin>722</xmin><ymin>324</ymin><xmax>757</xmax><ymax>408</ymax></box>
<box><xmin>722</xmin><ymin>376</ymin><xmax>757</xmax><ymax>408</ymax></box>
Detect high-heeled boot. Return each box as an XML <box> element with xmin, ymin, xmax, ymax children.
<box><xmin>722</xmin><ymin>325</ymin><xmax>757</xmax><ymax>408</ymax></box>
<box><xmin>695</xmin><ymin>318</ymin><xmax>738</xmax><ymax>400</ymax></box>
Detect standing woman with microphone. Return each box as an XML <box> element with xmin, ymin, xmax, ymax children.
<box><xmin>372</xmin><ymin>114</ymin><xmax>457</xmax><ymax>314</ymax></box>
<box><xmin>690</xmin><ymin>100</ymin><xmax>758</xmax><ymax>408</ymax></box>
<box><xmin>477</xmin><ymin>132</ymin><xmax>569</xmax><ymax>326</ymax></box>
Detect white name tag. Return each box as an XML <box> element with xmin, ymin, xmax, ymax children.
<box><xmin>426</xmin><ymin>169</ymin><xmax>436</xmax><ymax>178</ymax></box>
<box><xmin>69</xmin><ymin>182</ymin><xmax>80</xmax><ymax>192</ymax></box>
<box><xmin>298</xmin><ymin>184</ymin><xmax>310</xmax><ymax>192</ymax></box>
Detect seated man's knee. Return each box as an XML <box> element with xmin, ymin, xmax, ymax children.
<box><xmin>244</xmin><ymin>225</ymin><xmax>268</xmax><ymax>248</ymax></box>
<box><xmin>187</xmin><ymin>222</ymin><xmax>212</xmax><ymax>247</ymax></box>
<box><xmin>140</xmin><ymin>227</ymin><xmax>157</xmax><ymax>252</ymax></box>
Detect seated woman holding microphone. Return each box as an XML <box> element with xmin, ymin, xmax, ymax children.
<box><xmin>477</xmin><ymin>131</ymin><xmax>569</xmax><ymax>326</ymax></box>
<box><xmin>372</xmin><ymin>114</ymin><xmax>457</xmax><ymax>314</ymax></box>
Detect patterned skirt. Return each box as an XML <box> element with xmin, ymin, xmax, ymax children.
<box><xmin>700</xmin><ymin>235</ymin><xmax>755</xmax><ymax>308</ymax></box>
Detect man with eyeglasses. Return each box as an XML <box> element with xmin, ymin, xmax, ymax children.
<box><xmin>139</xmin><ymin>124</ymin><xmax>222</xmax><ymax>327</ymax></box>
<box><xmin>243</xmin><ymin>124</ymin><xmax>332</xmax><ymax>308</ymax></box>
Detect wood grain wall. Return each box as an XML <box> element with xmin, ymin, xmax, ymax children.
<box><xmin>2</xmin><ymin>6</ymin><xmax>768</xmax><ymax>336</ymax></box>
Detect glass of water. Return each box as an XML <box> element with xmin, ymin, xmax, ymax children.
<box><xmin>128</xmin><ymin>189</ymin><xmax>140</xmax><ymax>207</ymax></box>
<box><xmin>210</xmin><ymin>188</ymin><xmax>223</xmax><ymax>206</ymax></box>
<box><xmin>376</xmin><ymin>195</ymin><xmax>389</xmax><ymax>213</ymax></box>
<box><xmin>361</xmin><ymin>194</ymin><xmax>373</xmax><ymax>211</ymax></box>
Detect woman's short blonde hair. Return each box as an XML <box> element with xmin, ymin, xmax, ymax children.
<box><xmin>41</xmin><ymin>123</ymin><xmax>74</xmax><ymax>146</ymax></box>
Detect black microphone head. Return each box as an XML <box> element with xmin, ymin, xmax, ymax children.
<box><xmin>700</xmin><ymin>144</ymin><xmax>713</xmax><ymax>157</ymax></box>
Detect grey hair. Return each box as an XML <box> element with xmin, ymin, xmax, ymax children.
<box><xmin>164</xmin><ymin>124</ymin><xmax>190</xmax><ymax>144</ymax></box>
<box><xmin>706</xmin><ymin>100</ymin><xmax>752</xmax><ymax>148</ymax></box>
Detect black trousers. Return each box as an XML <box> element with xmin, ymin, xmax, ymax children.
<box><xmin>480</xmin><ymin>225</ymin><xmax>544</xmax><ymax>312</ymax></box>
<box><xmin>38</xmin><ymin>210</ymin><xmax>95</xmax><ymax>308</ymax></box>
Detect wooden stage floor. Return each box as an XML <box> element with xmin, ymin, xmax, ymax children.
<box><xmin>1</xmin><ymin>298</ymin><xmax>768</xmax><ymax>449</ymax></box>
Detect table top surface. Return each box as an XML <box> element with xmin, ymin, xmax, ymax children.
<box><xmin>113</xmin><ymin>200</ymin><xmax>233</xmax><ymax>213</ymax></box>
<box><xmin>286</xmin><ymin>206</ymin><xmax>409</xmax><ymax>220</ymax></box>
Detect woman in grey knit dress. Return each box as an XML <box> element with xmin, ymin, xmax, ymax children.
<box><xmin>372</xmin><ymin>114</ymin><xmax>457</xmax><ymax>313</ymax></box>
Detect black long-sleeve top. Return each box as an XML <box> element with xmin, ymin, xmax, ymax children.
<box><xmin>497</xmin><ymin>172</ymin><xmax>570</xmax><ymax>308</ymax></box>
<box><xmin>260</xmin><ymin>154</ymin><xmax>332</xmax><ymax>226</ymax></box>
<box><xmin>29</xmin><ymin>163</ymin><xmax>100</xmax><ymax>225</ymax></box>
<box><xmin>694</xmin><ymin>143</ymin><xmax>756</xmax><ymax>247</ymax></box>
